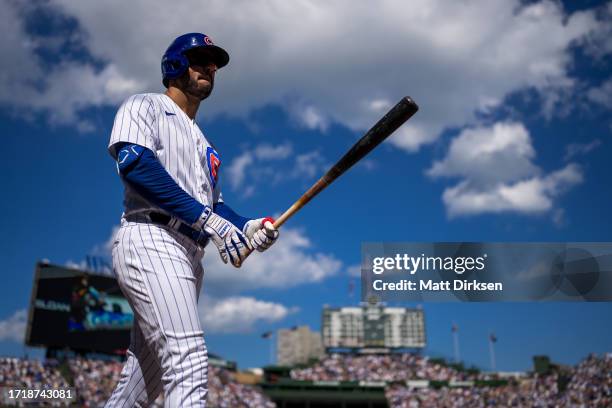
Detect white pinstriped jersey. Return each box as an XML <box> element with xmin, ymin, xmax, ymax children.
<box><xmin>108</xmin><ymin>93</ymin><xmax>222</xmax><ymax>219</ymax></box>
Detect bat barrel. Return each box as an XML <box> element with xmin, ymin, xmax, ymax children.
<box><xmin>331</xmin><ymin>96</ymin><xmax>418</xmax><ymax>179</ymax></box>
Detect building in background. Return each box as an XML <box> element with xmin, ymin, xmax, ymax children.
<box><xmin>322</xmin><ymin>303</ymin><xmax>426</xmax><ymax>352</ymax></box>
<box><xmin>277</xmin><ymin>325</ymin><xmax>324</xmax><ymax>366</ymax></box>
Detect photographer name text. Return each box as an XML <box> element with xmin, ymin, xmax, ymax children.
<box><xmin>372</xmin><ymin>279</ymin><xmax>503</xmax><ymax>292</ymax></box>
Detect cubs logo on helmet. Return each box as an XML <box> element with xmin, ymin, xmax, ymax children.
<box><xmin>203</xmin><ymin>35</ymin><xmax>214</xmax><ymax>45</ymax></box>
<box><xmin>206</xmin><ymin>146</ymin><xmax>221</xmax><ymax>188</ymax></box>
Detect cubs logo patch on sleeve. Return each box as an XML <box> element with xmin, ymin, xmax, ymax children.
<box><xmin>206</xmin><ymin>146</ymin><xmax>221</xmax><ymax>188</ymax></box>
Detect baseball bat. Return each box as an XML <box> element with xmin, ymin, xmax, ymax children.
<box><xmin>271</xmin><ymin>96</ymin><xmax>419</xmax><ymax>229</ymax></box>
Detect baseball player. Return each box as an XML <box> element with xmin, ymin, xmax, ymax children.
<box><xmin>105</xmin><ymin>33</ymin><xmax>279</xmax><ymax>407</ymax></box>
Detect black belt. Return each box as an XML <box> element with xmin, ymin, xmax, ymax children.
<box><xmin>131</xmin><ymin>211</ymin><xmax>210</xmax><ymax>247</ymax></box>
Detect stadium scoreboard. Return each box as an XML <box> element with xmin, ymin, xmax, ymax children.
<box><xmin>25</xmin><ymin>261</ymin><xmax>132</xmax><ymax>354</ymax></box>
<box><xmin>322</xmin><ymin>305</ymin><xmax>425</xmax><ymax>350</ymax></box>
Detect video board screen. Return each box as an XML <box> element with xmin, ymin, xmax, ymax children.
<box><xmin>26</xmin><ymin>262</ymin><xmax>132</xmax><ymax>354</ymax></box>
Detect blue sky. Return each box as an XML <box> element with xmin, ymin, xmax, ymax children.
<box><xmin>1</xmin><ymin>0</ymin><xmax>611</xmax><ymax>372</ymax></box>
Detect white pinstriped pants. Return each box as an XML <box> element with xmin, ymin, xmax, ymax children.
<box><xmin>105</xmin><ymin>219</ymin><xmax>208</xmax><ymax>408</ymax></box>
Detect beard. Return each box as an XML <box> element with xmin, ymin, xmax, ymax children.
<box><xmin>176</xmin><ymin>73</ymin><xmax>214</xmax><ymax>100</ymax></box>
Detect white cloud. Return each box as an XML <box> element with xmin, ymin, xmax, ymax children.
<box><xmin>428</xmin><ymin>123</ymin><xmax>539</xmax><ymax>186</ymax></box>
<box><xmin>226</xmin><ymin>142</ymin><xmax>327</xmax><ymax>192</ymax></box>
<box><xmin>0</xmin><ymin>1</ymin><xmax>141</xmax><ymax>130</ymax></box>
<box><xmin>428</xmin><ymin>122</ymin><xmax>583</xmax><ymax>217</ymax></box>
<box><xmin>289</xmin><ymin>103</ymin><xmax>330</xmax><ymax>132</ymax></box>
<box><xmin>40</xmin><ymin>64</ymin><xmax>142</xmax><ymax>128</ymax></box>
<box><xmin>254</xmin><ymin>143</ymin><xmax>293</xmax><ymax>160</ymax></box>
<box><xmin>1</xmin><ymin>0</ymin><xmax>606</xmax><ymax>143</ymax></box>
<box><xmin>390</xmin><ymin>124</ymin><xmax>436</xmax><ymax>152</ymax></box>
<box><xmin>368</xmin><ymin>99</ymin><xmax>393</xmax><ymax>114</ymax></box>
<box><xmin>226</xmin><ymin>151</ymin><xmax>254</xmax><ymax>191</ymax></box>
<box><xmin>0</xmin><ymin>309</ymin><xmax>27</xmax><ymax>343</ymax></box>
<box><xmin>587</xmin><ymin>78</ymin><xmax>612</xmax><ymax>109</ymax></box>
<box><xmin>292</xmin><ymin>151</ymin><xmax>327</xmax><ymax>180</ymax></box>
<box><xmin>441</xmin><ymin>165</ymin><xmax>582</xmax><ymax>216</ymax></box>
<box><xmin>202</xmin><ymin>226</ymin><xmax>342</xmax><ymax>294</ymax></box>
<box><xmin>552</xmin><ymin>208</ymin><xmax>566</xmax><ymax>228</ymax></box>
<box><xmin>564</xmin><ymin>139</ymin><xmax>602</xmax><ymax>161</ymax></box>
<box><xmin>346</xmin><ymin>264</ymin><xmax>362</xmax><ymax>278</ymax></box>
<box><xmin>581</xmin><ymin>2</ymin><xmax>612</xmax><ymax>59</ymax></box>
<box><xmin>64</xmin><ymin>225</ymin><xmax>118</xmax><ymax>276</ymax></box>
<box><xmin>199</xmin><ymin>296</ymin><xmax>297</xmax><ymax>333</ymax></box>
<box><xmin>90</xmin><ymin>225</ymin><xmax>120</xmax><ymax>257</ymax></box>
<box><xmin>226</xmin><ymin>142</ymin><xmax>292</xmax><ymax>191</ymax></box>
<box><xmin>360</xmin><ymin>159</ymin><xmax>377</xmax><ymax>171</ymax></box>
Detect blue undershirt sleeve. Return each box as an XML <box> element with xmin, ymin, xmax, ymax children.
<box><xmin>213</xmin><ymin>202</ymin><xmax>252</xmax><ymax>231</ymax></box>
<box><xmin>116</xmin><ymin>143</ymin><xmax>205</xmax><ymax>225</ymax></box>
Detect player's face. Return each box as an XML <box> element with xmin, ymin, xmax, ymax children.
<box><xmin>188</xmin><ymin>62</ymin><xmax>217</xmax><ymax>100</ymax></box>
<box><xmin>176</xmin><ymin>50</ymin><xmax>218</xmax><ymax>101</ymax></box>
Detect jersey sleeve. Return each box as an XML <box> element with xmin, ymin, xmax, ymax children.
<box><xmin>108</xmin><ymin>94</ymin><xmax>159</xmax><ymax>160</ymax></box>
<box><xmin>118</xmin><ymin>143</ymin><xmax>206</xmax><ymax>226</ymax></box>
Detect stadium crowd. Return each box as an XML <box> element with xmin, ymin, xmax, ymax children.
<box><xmin>292</xmin><ymin>352</ymin><xmax>611</xmax><ymax>407</ymax></box>
<box><xmin>67</xmin><ymin>357</ymin><xmax>274</xmax><ymax>408</ymax></box>
<box><xmin>385</xmin><ymin>374</ymin><xmax>560</xmax><ymax>407</ymax></box>
<box><xmin>0</xmin><ymin>356</ymin><xmax>274</xmax><ymax>407</ymax></box>
<box><xmin>561</xmin><ymin>353</ymin><xmax>612</xmax><ymax>407</ymax></box>
<box><xmin>0</xmin><ymin>357</ymin><xmax>69</xmax><ymax>389</ymax></box>
<box><xmin>0</xmin><ymin>357</ymin><xmax>71</xmax><ymax>406</ymax></box>
<box><xmin>385</xmin><ymin>353</ymin><xmax>611</xmax><ymax>408</ymax></box>
<box><xmin>290</xmin><ymin>353</ymin><xmax>472</xmax><ymax>382</ymax></box>
<box><xmin>1</xmin><ymin>353</ymin><xmax>610</xmax><ymax>406</ymax></box>
<box><xmin>68</xmin><ymin>357</ymin><xmax>159</xmax><ymax>407</ymax></box>
<box><xmin>207</xmin><ymin>365</ymin><xmax>275</xmax><ymax>408</ymax></box>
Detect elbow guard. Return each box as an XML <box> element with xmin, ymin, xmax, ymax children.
<box><xmin>116</xmin><ymin>143</ymin><xmax>146</xmax><ymax>175</ymax></box>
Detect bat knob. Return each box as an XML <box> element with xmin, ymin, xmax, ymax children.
<box><xmin>262</xmin><ymin>217</ymin><xmax>276</xmax><ymax>231</ymax></box>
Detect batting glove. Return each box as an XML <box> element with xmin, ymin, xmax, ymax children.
<box><xmin>243</xmin><ymin>217</ymin><xmax>279</xmax><ymax>252</ymax></box>
<box><xmin>195</xmin><ymin>207</ymin><xmax>253</xmax><ymax>267</ymax></box>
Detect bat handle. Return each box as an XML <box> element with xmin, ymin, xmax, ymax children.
<box><xmin>272</xmin><ymin>216</ymin><xmax>287</xmax><ymax>229</ymax></box>
<box><xmin>272</xmin><ymin>201</ymin><xmax>303</xmax><ymax>229</ymax></box>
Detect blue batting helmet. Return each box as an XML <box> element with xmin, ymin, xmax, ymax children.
<box><xmin>161</xmin><ymin>33</ymin><xmax>229</xmax><ymax>88</ymax></box>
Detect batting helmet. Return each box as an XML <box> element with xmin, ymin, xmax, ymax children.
<box><xmin>161</xmin><ymin>33</ymin><xmax>229</xmax><ymax>88</ymax></box>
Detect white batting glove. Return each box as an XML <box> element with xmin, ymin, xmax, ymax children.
<box><xmin>243</xmin><ymin>217</ymin><xmax>279</xmax><ymax>252</ymax></box>
<box><xmin>195</xmin><ymin>207</ymin><xmax>253</xmax><ymax>267</ymax></box>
